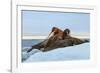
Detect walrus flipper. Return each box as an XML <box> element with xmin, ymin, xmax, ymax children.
<box><xmin>27</xmin><ymin>39</ymin><xmax>48</xmax><ymax>52</ymax></box>
<box><xmin>27</xmin><ymin>42</ymin><xmax>44</xmax><ymax>52</ymax></box>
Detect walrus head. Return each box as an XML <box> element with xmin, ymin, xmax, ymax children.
<box><xmin>47</xmin><ymin>27</ymin><xmax>61</xmax><ymax>39</ymax></box>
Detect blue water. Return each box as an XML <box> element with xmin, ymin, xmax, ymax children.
<box><xmin>22</xmin><ymin>39</ymin><xmax>43</xmax><ymax>48</ymax></box>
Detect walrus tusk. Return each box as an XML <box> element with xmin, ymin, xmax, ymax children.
<box><xmin>47</xmin><ymin>32</ymin><xmax>54</xmax><ymax>39</ymax></box>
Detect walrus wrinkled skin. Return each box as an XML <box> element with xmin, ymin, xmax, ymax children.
<box><xmin>27</xmin><ymin>27</ymin><xmax>89</xmax><ymax>52</ymax></box>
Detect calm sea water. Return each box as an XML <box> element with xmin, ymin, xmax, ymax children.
<box><xmin>22</xmin><ymin>39</ymin><xmax>43</xmax><ymax>48</ymax></box>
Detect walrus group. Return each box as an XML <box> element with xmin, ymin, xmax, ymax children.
<box><xmin>27</xmin><ymin>27</ymin><xmax>89</xmax><ymax>52</ymax></box>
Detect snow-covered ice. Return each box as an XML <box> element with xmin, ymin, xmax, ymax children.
<box><xmin>22</xmin><ymin>43</ymin><xmax>90</xmax><ymax>62</ymax></box>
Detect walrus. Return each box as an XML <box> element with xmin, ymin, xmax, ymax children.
<box><xmin>27</xmin><ymin>27</ymin><xmax>64</xmax><ymax>52</ymax></box>
<box><xmin>42</xmin><ymin>28</ymin><xmax>85</xmax><ymax>51</ymax></box>
<box><xmin>27</xmin><ymin>28</ymin><xmax>89</xmax><ymax>52</ymax></box>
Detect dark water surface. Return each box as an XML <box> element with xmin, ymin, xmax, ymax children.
<box><xmin>22</xmin><ymin>39</ymin><xmax>43</xmax><ymax>48</ymax></box>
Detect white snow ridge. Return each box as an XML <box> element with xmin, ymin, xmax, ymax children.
<box><xmin>22</xmin><ymin>43</ymin><xmax>90</xmax><ymax>62</ymax></box>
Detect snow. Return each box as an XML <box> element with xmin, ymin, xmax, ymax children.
<box><xmin>22</xmin><ymin>43</ymin><xmax>90</xmax><ymax>62</ymax></box>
